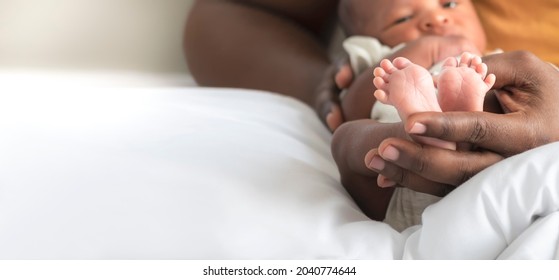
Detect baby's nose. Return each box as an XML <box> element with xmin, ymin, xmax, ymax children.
<box><xmin>420</xmin><ymin>10</ymin><xmax>450</xmax><ymax>32</ymax></box>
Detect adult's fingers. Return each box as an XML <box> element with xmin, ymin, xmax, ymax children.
<box><xmin>483</xmin><ymin>51</ymin><xmax>553</xmax><ymax>90</ymax></box>
<box><xmin>405</xmin><ymin>111</ymin><xmax>531</xmax><ymax>156</ymax></box>
<box><xmin>365</xmin><ymin>147</ymin><xmax>453</xmax><ymax>196</ymax></box>
<box><xmin>315</xmin><ymin>63</ymin><xmax>344</xmax><ymax>132</ymax></box>
<box><xmin>326</xmin><ymin>103</ymin><xmax>344</xmax><ymax>132</ymax></box>
<box><xmin>335</xmin><ymin>63</ymin><xmax>353</xmax><ymax>89</ymax></box>
<box><xmin>316</xmin><ymin>94</ymin><xmax>342</xmax><ymax>132</ymax></box>
<box><xmin>407</xmin><ymin>51</ymin><xmax>559</xmax><ymax>156</ymax></box>
<box><xmin>371</xmin><ymin>137</ymin><xmax>504</xmax><ymax>190</ymax></box>
<box><xmin>483</xmin><ymin>50</ymin><xmax>559</xmax><ymax>116</ymax></box>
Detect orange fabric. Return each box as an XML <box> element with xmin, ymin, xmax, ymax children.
<box><xmin>473</xmin><ymin>0</ymin><xmax>559</xmax><ymax>65</ymax></box>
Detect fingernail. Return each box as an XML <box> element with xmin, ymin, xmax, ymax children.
<box><xmin>381</xmin><ymin>145</ymin><xmax>400</xmax><ymax>161</ymax></box>
<box><xmin>409</xmin><ymin>122</ymin><xmax>427</xmax><ymax>134</ymax></box>
<box><xmin>367</xmin><ymin>155</ymin><xmax>385</xmax><ymax>171</ymax></box>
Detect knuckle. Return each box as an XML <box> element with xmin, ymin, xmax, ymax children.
<box><xmin>456</xmin><ymin>153</ymin><xmax>499</xmax><ymax>185</ymax></box>
<box><xmin>397</xmin><ymin>169</ymin><xmax>409</xmax><ymax>187</ymax></box>
<box><xmin>436</xmin><ymin>114</ymin><xmax>452</xmax><ymax>139</ymax></box>
<box><xmin>394</xmin><ymin>165</ymin><xmax>418</xmax><ymax>189</ymax></box>
<box><xmin>388</xmin><ymin>165</ymin><xmax>406</xmax><ymax>186</ymax></box>
<box><xmin>511</xmin><ymin>50</ymin><xmax>538</xmax><ymax>64</ymax></box>
<box><xmin>410</xmin><ymin>146</ymin><xmax>428</xmax><ymax>173</ymax></box>
<box><xmin>457</xmin><ymin>160</ymin><xmax>475</xmax><ymax>185</ymax></box>
<box><xmin>511</xmin><ymin>51</ymin><xmax>544</xmax><ymax>79</ymax></box>
<box><xmin>468</xmin><ymin>115</ymin><xmax>489</xmax><ymax>143</ymax></box>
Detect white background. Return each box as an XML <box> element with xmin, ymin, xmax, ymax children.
<box><xmin>1</xmin><ymin>0</ymin><xmax>195</xmax><ymax>73</ymax></box>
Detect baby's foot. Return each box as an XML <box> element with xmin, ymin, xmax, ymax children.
<box><xmin>436</xmin><ymin>52</ymin><xmax>496</xmax><ymax>112</ymax></box>
<box><xmin>373</xmin><ymin>57</ymin><xmax>442</xmax><ymax>121</ymax></box>
<box><xmin>373</xmin><ymin>57</ymin><xmax>455</xmax><ymax>150</ymax></box>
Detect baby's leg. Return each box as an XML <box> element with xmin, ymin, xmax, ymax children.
<box><xmin>373</xmin><ymin>58</ymin><xmax>455</xmax><ymax>150</ymax></box>
<box><xmin>437</xmin><ymin>52</ymin><xmax>496</xmax><ymax>112</ymax></box>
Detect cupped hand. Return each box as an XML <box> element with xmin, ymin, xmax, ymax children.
<box><xmin>365</xmin><ymin>135</ymin><xmax>504</xmax><ymax>196</ymax></box>
<box><xmin>371</xmin><ymin>51</ymin><xmax>559</xmax><ymax>194</ymax></box>
<box><xmin>331</xmin><ymin>119</ymin><xmax>409</xmax><ymax>220</ymax></box>
<box><xmin>320</xmin><ymin>57</ymin><xmax>376</xmax><ymax>131</ymax></box>
<box><xmin>314</xmin><ymin>62</ymin><xmax>345</xmax><ymax>132</ymax></box>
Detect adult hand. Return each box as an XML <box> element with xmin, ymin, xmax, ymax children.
<box><xmin>315</xmin><ymin>62</ymin><xmax>346</xmax><ymax>132</ymax></box>
<box><xmin>332</xmin><ymin>119</ymin><xmax>409</xmax><ymax>220</ymax></box>
<box><xmin>339</xmin><ymin>68</ymin><xmax>378</xmax><ymax>122</ymax></box>
<box><xmin>319</xmin><ymin>57</ymin><xmax>372</xmax><ymax>132</ymax></box>
<box><xmin>368</xmin><ymin>51</ymin><xmax>559</xmax><ymax>195</ymax></box>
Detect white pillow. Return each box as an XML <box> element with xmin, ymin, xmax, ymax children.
<box><xmin>0</xmin><ymin>83</ymin><xmax>400</xmax><ymax>259</ymax></box>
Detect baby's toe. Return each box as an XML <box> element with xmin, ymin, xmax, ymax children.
<box><xmin>373</xmin><ymin>76</ymin><xmax>389</xmax><ymax>90</ymax></box>
<box><xmin>392</xmin><ymin>57</ymin><xmax>413</xmax><ymax>69</ymax></box>
<box><xmin>374</xmin><ymin>89</ymin><xmax>390</xmax><ymax>104</ymax></box>
<box><xmin>484</xmin><ymin>73</ymin><xmax>496</xmax><ymax>88</ymax></box>
<box><xmin>475</xmin><ymin>62</ymin><xmax>488</xmax><ymax>77</ymax></box>
<box><xmin>459</xmin><ymin>52</ymin><xmax>474</xmax><ymax>67</ymax></box>
<box><xmin>373</xmin><ymin>67</ymin><xmax>391</xmax><ymax>83</ymax></box>
<box><xmin>442</xmin><ymin>56</ymin><xmax>458</xmax><ymax>68</ymax></box>
<box><xmin>380</xmin><ymin>59</ymin><xmax>398</xmax><ymax>74</ymax></box>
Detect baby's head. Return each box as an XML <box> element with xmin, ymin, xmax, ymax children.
<box><xmin>339</xmin><ymin>0</ymin><xmax>486</xmax><ymax>51</ymax></box>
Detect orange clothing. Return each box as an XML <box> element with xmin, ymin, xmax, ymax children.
<box><xmin>473</xmin><ymin>0</ymin><xmax>559</xmax><ymax>65</ymax></box>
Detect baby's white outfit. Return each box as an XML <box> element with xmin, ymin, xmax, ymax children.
<box><xmin>342</xmin><ymin>35</ymin><xmax>444</xmax><ymax>232</ymax></box>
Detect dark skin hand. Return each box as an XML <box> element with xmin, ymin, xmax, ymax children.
<box><xmin>331</xmin><ymin>120</ymin><xmax>408</xmax><ymax>220</ymax></box>
<box><xmin>332</xmin><ymin>36</ymin><xmax>486</xmax><ymax>220</ymax></box>
<box><xmin>369</xmin><ymin>51</ymin><xmax>559</xmax><ymax>195</ymax></box>
<box><xmin>334</xmin><ymin>51</ymin><xmax>559</xmax><ymax>220</ymax></box>
<box><xmin>184</xmin><ymin>0</ymin><xmax>342</xmax><ymax>130</ymax></box>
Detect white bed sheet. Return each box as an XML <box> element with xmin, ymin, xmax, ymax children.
<box><xmin>0</xmin><ymin>72</ymin><xmax>558</xmax><ymax>259</ymax></box>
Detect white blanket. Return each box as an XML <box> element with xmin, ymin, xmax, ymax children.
<box><xmin>0</xmin><ymin>72</ymin><xmax>557</xmax><ymax>259</ymax></box>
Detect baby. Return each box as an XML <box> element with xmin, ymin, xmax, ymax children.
<box><xmin>337</xmin><ymin>0</ymin><xmax>497</xmax><ymax>231</ymax></box>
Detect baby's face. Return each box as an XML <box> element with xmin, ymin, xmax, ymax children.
<box><xmin>345</xmin><ymin>0</ymin><xmax>486</xmax><ymax>51</ymax></box>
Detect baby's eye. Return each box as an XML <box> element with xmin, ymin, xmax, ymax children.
<box><xmin>442</xmin><ymin>1</ymin><xmax>458</xmax><ymax>8</ymax></box>
<box><xmin>394</xmin><ymin>15</ymin><xmax>413</xmax><ymax>25</ymax></box>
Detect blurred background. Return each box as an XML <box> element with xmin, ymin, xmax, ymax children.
<box><xmin>1</xmin><ymin>0</ymin><xmax>195</xmax><ymax>74</ymax></box>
